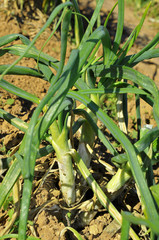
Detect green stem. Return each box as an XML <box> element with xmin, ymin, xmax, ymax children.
<box><xmin>50</xmin><ymin>121</ymin><xmax>75</xmax><ymax>205</ymax></box>
<box><xmin>116</xmin><ymin>93</ymin><xmax>127</xmax><ymax>134</ymax></box>
<box><xmin>78</xmin><ymin>69</ymin><xmax>100</xmax><ymax>167</ymax></box>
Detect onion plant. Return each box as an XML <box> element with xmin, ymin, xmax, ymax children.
<box><xmin>0</xmin><ymin>0</ymin><xmax>159</xmax><ymax>239</ymax></box>
<box><xmin>3</xmin><ymin>0</ymin><xmax>60</xmax><ymax>12</ymax></box>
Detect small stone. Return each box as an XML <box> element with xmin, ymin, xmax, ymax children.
<box><xmin>52</xmin><ymin>189</ymin><xmax>60</xmax><ymax>197</ymax></box>
<box><xmin>89</xmin><ymin>224</ymin><xmax>99</xmax><ymax>235</ymax></box>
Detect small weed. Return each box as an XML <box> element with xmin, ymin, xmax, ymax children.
<box><xmin>8</xmin><ymin>208</ymin><xmax>14</xmax><ymax>221</ymax></box>
<box><xmin>130</xmin><ymin>115</ymin><xmax>137</xmax><ymax>128</ymax></box>
<box><xmin>0</xmin><ymin>97</ymin><xmax>14</xmax><ymax>107</ymax></box>
<box><xmin>6</xmin><ymin>98</ymin><xmax>14</xmax><ymax>105</ymax></box>
<box><xmin>103</xmin><ymin>94</ymin><xmax>117</xmax><ymax>120</ymax></box>
<box><xmin>0</xmin><ymin>143</ymin><xmax>6</xmax><ymax>154</ymax></box>
<box><xmin>129</xmin><ymin>129</ymin><xmax>138</xmax><ymax>140</ymax></box>
<box><xmin>127</xmin><ymin>93</ymin><xmax>134</xmax><ymax>101</ymax></box>
<box><xmin>3</xmin><ymin>196</ymin><xmax>13</xmax><ymax>211</ymax></box>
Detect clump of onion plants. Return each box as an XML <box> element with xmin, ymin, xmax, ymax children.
<box><xmin>0</xmin><ymin>0</ymin><xmax>159</xmax><ymax>239</ymax></box>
